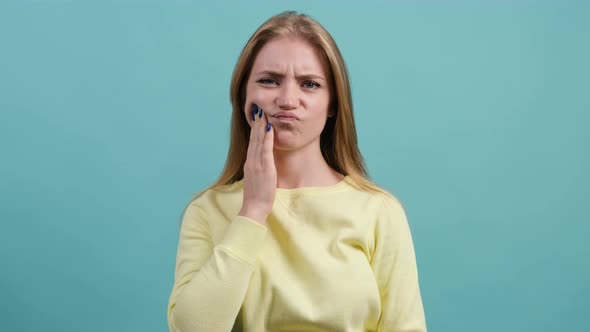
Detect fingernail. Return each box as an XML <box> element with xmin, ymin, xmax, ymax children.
<box><xmin>252</xmin><ymin>103</ymin><xmax>259</xmax><ymax>115</ymax></box>
<box><xmin>252</xmin><ymin>110</ymin><xmax>255</xmax><ymax>122</ymax></box>
<box><xmin>266</xmin><ymin>123</ymin><xmax>271</xmax><ymax>132</ymax></box>
<box><xmin>259</xmin><ymin>109</ymin><xmax>263</xmax><ymax>118</ymax></box>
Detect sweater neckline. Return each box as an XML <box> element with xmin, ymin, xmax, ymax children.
<box><xmin>275</xmin><ymin>175</ymin><xmax>352</xmax><ymax>195</ymax></box>
<box><xmin>233</xmin><ymin>175</ymin><xmax>353</xmax><ymax>196</ymax></box>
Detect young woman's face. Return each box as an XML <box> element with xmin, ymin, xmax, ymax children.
<box><xmin>244</xmin><ymin>36</ymin><xmax>332</xmax><ymax>152</ymax></box>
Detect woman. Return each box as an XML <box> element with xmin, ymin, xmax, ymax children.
<box><xmin>167</xmin><ymin>11</ymin><xmax>427</xmax><ymax>332</ymax></box>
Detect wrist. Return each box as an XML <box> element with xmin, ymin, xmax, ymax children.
<box><xmin>238</xmin><ymin>208</ymin><xmax>268</xmax><ymax>224</ymax></box>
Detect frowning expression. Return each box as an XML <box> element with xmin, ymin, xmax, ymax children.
<box><xmin>244</xmin><ymin>36</ymin><xmax>332</xmax><ymax>151</ymax></box>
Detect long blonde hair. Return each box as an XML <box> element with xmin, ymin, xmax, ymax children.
<box><xmin>180</xmin><ymin>11</ymin><xmax>390</xmax><ymax>225</ymax></box>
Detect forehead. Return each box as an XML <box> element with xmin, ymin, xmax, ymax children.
<box><xmin>251</xmin><ymin>36</ymin><xmax>328</xmax><ymax>75</ymax></box>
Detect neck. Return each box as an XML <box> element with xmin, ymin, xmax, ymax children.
<box><xmin>273</xmin><ymin>140</ymin><xmax>343</xmax><ymax>189</ymax></box>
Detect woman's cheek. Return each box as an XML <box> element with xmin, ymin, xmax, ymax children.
<box><xmin>253</xmin><ymin>88</ymin><xmax>274</xmax><ymax>104</ymax></box>
<box><xmin>244</xmin><ymin>90</ymin><xmax>271</xmax><ymax>125</ymax></box>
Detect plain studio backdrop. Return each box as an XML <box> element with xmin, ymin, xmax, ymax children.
<box><xmin>1</xmin><ymin>1</ymin><xmax>588</xmax><ymax>331</ymax></box>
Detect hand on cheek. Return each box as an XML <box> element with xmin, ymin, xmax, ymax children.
<box><xmin>239</xmin><ymin>103</ymin><xmax>276</xmax><ymax>225</ymax></box>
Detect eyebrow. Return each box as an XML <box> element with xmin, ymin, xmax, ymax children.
<box><xmin>254</xmin><ymin>70</ymin><xmax>326</xmax><ymax>82</ymax></box>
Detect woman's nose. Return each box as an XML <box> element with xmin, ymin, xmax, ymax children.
<box><xmin>276</xmin><ymin>82</ymin><xmax>299</xmax><ymax>110</ymax></box>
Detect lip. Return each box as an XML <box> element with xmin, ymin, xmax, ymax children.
<box><xmin>274</xmin><ymin>111</ymin><xmax>299</xmax><ymax>120</ymax></box>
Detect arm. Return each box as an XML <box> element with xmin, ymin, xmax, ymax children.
<box><xmin>372</xmin><ymin>195</ymin><xmax>427</xmax><ymax>332</ymax></box>
<box><xmin>167</xmin><ymin>201</ymin><xmax>268</xmax><ymax>332</ymax></box>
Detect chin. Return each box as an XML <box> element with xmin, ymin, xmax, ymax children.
<box><xmin>271</xmin><ymin>133</ymin><xmax>300</xmax><ymax>151</ymax></box>
<box><xmin>273</xmin><ymin>136</ymin><xmax>320</xmax><ymax>153</ymax></box>
<box><xmin>273</xmin><ymin>140</ymin><xmax>298</xmax><ymax>151</ymax></box>
<box><xmin>272</xmin><ymin>129</ymin><xmax>321</xmax><ymax>152</ymax></box>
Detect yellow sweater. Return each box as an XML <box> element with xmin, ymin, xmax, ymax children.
<box><xmin>167</xmin><ymin>176</ymin><xmax>427</xmax><ymax>332</ymax></box>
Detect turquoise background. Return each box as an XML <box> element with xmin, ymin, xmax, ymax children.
<box><xmin>1</xmin><ymin>1</ymin><xmax>588</xmax><ymax>331</ymax></box>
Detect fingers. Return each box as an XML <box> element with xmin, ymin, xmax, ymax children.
<box><xmin>246</xmin><ymin>104</ymin><xmax>259</xmax><ymax>164</ymax></box>
<box><xmin>262</xmin><ymin>112</ymin><xmax>273</xmax><ymax>160</ymax></box>
<box><xmin>253</xmin><ymin>105</ymin><xmax>267</xmax><ymax>166</ymax></box>
<box><xmin>257</xmin><ymin>110</ymin><xmax>267</xmax><ymax>144</ymax></box>
<box><xmin>249</xmin><ymin>104</ymin><xmax>261</xmax><ymax>143</ymax></box>
<box><xmin>247</xmin><ymin>103</ymin><xmax>273</xmax><ymax>167</ymax></box>
<box><xmin>241</xmin><ymin>104</ymin><xmax>277</xmax><ymax>223</ymax></box>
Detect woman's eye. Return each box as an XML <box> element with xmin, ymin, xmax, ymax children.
<box><xmin>303</xmin><ymin>80</ymin><xmax>320</xmax><ymax>89</ymax></box>
<box><xmin>256</xmin><ymin>78</ymin><xmax>320</xmax><ymax>89</ymax></box>
<box><xmin>257</xmin><ymin>78</ymin><xmax>277</xmax><ymax>85</ymax></box>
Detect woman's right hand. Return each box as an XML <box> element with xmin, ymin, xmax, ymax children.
<box><xmin>238</xmin><ymin>103</ymin><xmax>277</xmax><ymax>225</ymax></box>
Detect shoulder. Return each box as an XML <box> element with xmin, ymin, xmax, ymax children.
<box><xmin>195</xmin><ymin>180</ymin><xmax>243</xmax><ymax>202</ymax></box>
<box><xmin>182</xmin><ymin>180</ymin><xmax>244</xmax><ymax>217</ymax></box>
<box><xmin>329</xmin><ymin>178</ymin><xmax>405</xmax><ymax>216</ymax></box>
<box><xmin>377</xmin><ymin>191</ymin><xmax>406</xmax><ymax>216</ymax></box>
<box><xmin>351</xmin><ymin>179</ymin><xmax>405</xmax><ymax>211</ymax></box>
<box><xmin>358</xmin><ymin>182</ymin><xmax>408</xmax><ymax>227</ymax></box>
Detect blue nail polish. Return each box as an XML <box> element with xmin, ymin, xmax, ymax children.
<box><xmin>259</xmin><ymin>109</ymin><xmax>263</xmax><ymax>118</ymax></box>
<box><xmin>266</xmin><ymin>123</ymin><xmax>271</xmax><ymax>132</ymax></box>
<box><xmin>252</xmin><ymin>104</ymin><xmax>259</xmax><ymax>115</ymax></box>
<box><xmin>252</xmin><ymin>110</ymin><xmax>255</xmax><ymax>122</ymax></box>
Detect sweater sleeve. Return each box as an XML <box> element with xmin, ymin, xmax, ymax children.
<box><xmin>371</xmin><ymin>195</ymin><xmax>427</xmax><ymax>332</ymax></box>
<box><xmin>167</xmin><ymin>200</ymin><xmax>269</xmax><ymax>332</ymax></box>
